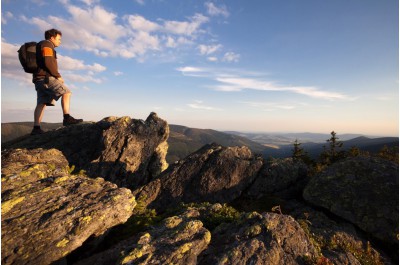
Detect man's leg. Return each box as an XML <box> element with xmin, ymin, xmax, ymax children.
<box><xmin>31</xmin><ymin>103</ymin><xmax>46</xmax><ymax>135</ymax></box>
<box><xmin>34</xmin><ymin>103</ymin><xmax>46</xmax><ymax>126</ymax></box>
<box><xmin>61</xmin><ymin>91</ymin><xmax>71</xmax><ymax>115</ymax></box>
<box><xmin>61</xmin><ymin>91</ymin><xmax>83</xmax><ymax>126</ymax></box>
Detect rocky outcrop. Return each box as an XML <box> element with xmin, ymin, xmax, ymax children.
<box><xmin>76</xmin><ymin>203</ymin><xmax>323</xmax><ymax>265</ymax></box>
<box><xmin>303</xmin><ymin>156</ymin><xmax>399</xmax><ymax>247</ymax></box>
<box><xmin>134</xmin><ymin>143</ymin><xmax>264</xmax><ymax>211</ymax></box>
<box><xmin>287</xmin><ymin>200</ymin><xmax>393</xmax><ymax>265</ymax></box>
<box><xmin>3</xmin><ymin>113</ymin><xmax>169</xmax><ymax>190</ymax></box>
<box><xmin>75</xmin><ymin>208</ymin><xmax>211</xmax><ymax>265</ymax></box>
<box><xmin>199</xmin><ymin>210</ymin><xmax>318</xmax><ymax>264</ymax></box>
<box><xmin>1</xmin><ymin>148</ymin><xmax>136</xmax><ymax>265</ymax></box>
<box><xmin>245</xmin><ymin>158</ymin><xmax>309</xmax><ymax>199</ymax></box>
<box><xmin>2</xmin><ymin>113</ymin><xmax>397</xmax><ymax>264</ymax></box>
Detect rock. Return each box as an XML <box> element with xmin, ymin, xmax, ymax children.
<box><xmin>134</xmin><ymin>143</ymin><xmax>264</xmax><ymax>211</ymax></box>
<box><xmin>288</xmin><ymin>200</ymin><xmax>394</xmax><ymax>265</ymax></box>
<box><xmin>303</xmin><ymin>156</ymin><xmax>399</xmax><ymax>247</ymax></box>
<box><xmin>1</xmin><ymin>148</ymin><xmax>136</xmax><ymax>265</ymax></box>
<box><xmin>198</xmin><ymin>211</ymin><xmax>319</xmax><ymax>264</ymax></box>
<box><xmin>75</xmin><ymin>208</ymin><xmax>211</xmax><ymax>265</ymax></box>
<box><xmin>3</xmin><ymin>113</ymin><xmax>169</xmax><ymax>190</ymax></box>
<box><xmin>246</xmin><ymin>158</ymin><xmax>309</xmax><ymax>199</ymax></box>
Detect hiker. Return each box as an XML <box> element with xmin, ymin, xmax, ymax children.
<box><xmin>31</xmin><ymin>28</ymin><xmax>82</xmax><ymax>135</ymax></box>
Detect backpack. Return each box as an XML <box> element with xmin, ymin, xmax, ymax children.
<box><xmin>17</xmin><ymin>42</ymin><xmax>38</xmax><ymax>73</ymax></box>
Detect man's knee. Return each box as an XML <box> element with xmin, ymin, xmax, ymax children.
<box><xmin>62</xmin><ymin>91</ymin><xmax>72</xmax><ymax>97</ymax></box>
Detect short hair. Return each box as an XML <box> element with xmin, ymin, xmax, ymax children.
<box><xmin>45</xmin><ymin>29</ymin><xmax>62</xmax><ymax>40</ymax></box>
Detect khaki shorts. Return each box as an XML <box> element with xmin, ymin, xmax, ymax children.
<box><xmin>35</xmin><ymin>77</ymin><xmax>71</xmax><ymax>106</ymax></box>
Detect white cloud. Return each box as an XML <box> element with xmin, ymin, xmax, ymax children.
<box><xmin>176</xmin><ymin>66</ymin><xmax>204</xmax><ymax>73</ymax></box>
<box><xmin>135</xmin><ymin>0</ymin><xmax>145</xmax><ymax>5</ymax></box>
<box><xmin>187</xmin><ymin>100</ymin><xmax>222</xmax><ymax>111</ymax></box>
<box><xmin>165</xmin><ymin>36</ymin><xmax>177</xmax><ymax>48</ymax></box>
<box><xmin>205</xmin><ymin>2</ymin><xmax>229</xmax><ymax>17</ymax></box>
<box><xmin>176</xmin><ymin>66</ymin><xmax>209</xmax><ymax>77</ymax></box>
<box><xmin>198</xmin><ymin>44</ymin><xmax>222</xmax><ymax>55</ymax></box>
<box><xmin>163</xmin><ymin>13</ymin><xmax>209</xmax><ymax>36</ymax></box>
<box><xmin>24</xmin><ymin>3</ymin><xmax>213</xmax><ymax>61</ymax></box>
<box><xmin>79</xmin><ymin>0</ymin><xmax>100</xmax><ymax>6</ymax></box>
<box><xmin>242</xmin><ymin>101</ymin><xmax>298</xmax><ymax>111</ymax></box>
<box><xmin>2</xmin><ymin>11</ymin><xmax>14</xmax><ymax>24</ymax></box>
<box><xmin>177</xmin><ymin>66</ymin><xmax>351</xmax><ymax>101</ymax></box>
<box><xmin>1</xmin><ymin>41</ymin><xmax>31</xmax><ymax>83</ymax></box>
<box><xmin>58</xmin><ymin>55</ymin><xmax>106</xmax><ymax>72</ymax></box>
<box><xmin>114</xmin><ymin>71</ymin><xmax>124</xmax><ymax>76</ymax></box>
<box><xmin>126</xmin><ymin>15</ymin><xmax>160</xmax><ymax>32</ymax></box>
<box><xmin>63</xmin><ymin>73</ymin><xmax>103</xmax><ymax>83</ymax></box>
<box><xmin>207</xmin><ymin>56</ymin><xmax>218</xmax><ymax>62</ymax></box>
<box><xmin>66</xmin><ymin>5</ymin><xmax>124</xmax><ymax>40</ymax></box>
<box><xmin>222</xmin><ymin>52</ymin><xmax>240</xmax><ymax>62</ymax></box>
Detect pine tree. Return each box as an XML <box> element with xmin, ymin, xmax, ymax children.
<box><xmin>292</xmin><ymin>139</ymin><xmax>312</xmax><ymax>164</ymax></box>
<box><xmin>292</xmin><ymin>139</ymin><xmax>303</xmax><ymax>161</ymax></box>
<box><xmin>320</xmin><ymin>131</ymin><xmax>345</xmax><ymax>164</ymax></box>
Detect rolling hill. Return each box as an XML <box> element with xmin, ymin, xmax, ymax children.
<box><xmin>2</xmin><ymin>122</ymin><xmax>397</xmax><ymax>162</ymax></box>
<box><xmin>1</xmin><ymin>122</ymin><xmax>269</xmax><ymax>163</ymax></box>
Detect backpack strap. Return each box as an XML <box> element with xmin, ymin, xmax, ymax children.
<box><xmin>36</xmin><ymin>42</ymin><xmax>51</xmax><ymax>84</ymax></box>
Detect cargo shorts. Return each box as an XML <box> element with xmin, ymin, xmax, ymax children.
<box><xmin>35</xmin><ymin>76</ymin><xmax>71</xmax><ymax>106</ymax></box>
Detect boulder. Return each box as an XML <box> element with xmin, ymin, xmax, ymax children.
<box><xmin>288</xmin><ymin>201</ymin><xmax>394</xmax><ymax>265</ymax></box>
<box><xmin>246</xmin><ymin>158</ymin><xmax>309</xmax><ymax>199</ymax></box>
<box><xmin>3</xmin><ymin>113</ymin><xmax>169</xmax><ymax>190</ymax></box>
<box><xmin>134</xmin><ymin>143</ymin><xmax>264</xmax><ymax>211</ymax></box>
<box><xmin>198</xmin><ymin>211</ymin><xmax>318</xmax><ymax>264</ymax></box>
<box><xmin>303</xmin><ymin>156</ymin><xmax>399</xmax><ymax>247</ymax></box>
<box><xmin>75</xmin><ymin>208</ymin><xmax>211</xmax><ymax>265</ymax></box>
<box><xmin>1</xmin><ymin>148</ymin><xmax>136</xmax><ymax>265</ymax></box>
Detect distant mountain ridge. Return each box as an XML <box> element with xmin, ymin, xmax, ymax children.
<box><xmin>226</xmin><ymin>131</ymin><xmax>372</xmax><ymax>145</ymax></box>
<box><xmin>2</xmin><ymin>122</ymin><xmax>398</xmax><ymax>161</ymax></box>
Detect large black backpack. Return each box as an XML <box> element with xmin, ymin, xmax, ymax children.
<box><xmin>17</xmin><ymin>42</ymin><xmax>38</xmax><ymax>73</ymax></box>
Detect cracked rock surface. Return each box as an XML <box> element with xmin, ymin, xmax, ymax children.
<box><xmin>1</xmin><ymin>148</ymin><xmax>136</xmax><ymax>265</ymax></box>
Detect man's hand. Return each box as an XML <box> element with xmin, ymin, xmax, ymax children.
<box><xmin>57</xmin><ymin>77</ymin><xmax>64</xmax><ymax>83</ymax></box>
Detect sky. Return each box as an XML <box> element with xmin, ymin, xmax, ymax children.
<box><xmin>1</xmin><ymin>0</ymin><xmax>399</xmax><ymax>136</ymax></box>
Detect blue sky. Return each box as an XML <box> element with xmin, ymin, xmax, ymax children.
<box><xmin>1</xmin><ymin>0</ymin><xmax>398</xmax><ymax>136</ymax></box>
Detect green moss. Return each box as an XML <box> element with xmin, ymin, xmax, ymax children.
<box><xmin>80</xmin><ymin>216</ymin><xmax>92</xmax><ymax>225</ymax></box>
<box><xmin>2</xmin><ymin>196</ymin><xmax>25</xmax><ymax>214</ymax></box>
<box><xmin>181</xmin><ymin>202</ymin><xmax>241</xmax><ymax>231</ymax></box>
<box><xmin>56</xmin><ymin>238</ymin><xmax>69</xmax><ymax>248</ymax></box>
<box><xmin>19</xmin><ymin>170</ymin><xmax>31</xmax><ymax>177</ymax></box>
<box><xmin>204</xmin><ymin>230</ymin><xmax>212</xmax><ymax>244</ymax></box>
<box><xmin>121</xmin><ymin>248</ymin><xmax>143</xmax><ymax>264</ymax></box>
<box><xmin>179</xmin><ymin>242</ymin><xmax>192</xmax><ymax>254</ymax></box>
<box><xmin>299</xmin><ymin>218</ymin><xmax>385</xmax><ymax>265</ymax></box>
<box><xmin>164</xmin><ymin>216</ymin><xmax>183</xmax><ymax>229</ymax></box>
<box><xmin>244</xmin><ymin>224</ymin><xmax>262</xmax><ymax>237</ymax></box>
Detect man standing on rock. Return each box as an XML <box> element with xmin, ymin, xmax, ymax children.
<box><xmin>31</xmin><ymin>28</ymin><xmax>82</xmax><ymax>135</ymax></box>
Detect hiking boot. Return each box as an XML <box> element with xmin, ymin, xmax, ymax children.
<box><xmin>63</xmin><ymin>116</ymin><xmax>83</xmax><ymax>126</ymax></box>
<box><xmin>31</xmin><ymin>127</ymin><xmax>45</xmax><ymax>135</ymax></box>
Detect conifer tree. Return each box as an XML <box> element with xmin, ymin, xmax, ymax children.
<box><xmin>292</xmin><ymin>139</ymin><xmax>304</xmax><ymax>161</ymax></box>
<box><xmin>292</xmin><ymin>139</ymin><xmax>312</xmax><ymax>164</ymax></box>
<box><xmin>320</xmin><ymin>131</ymin><xmax>345</xmax><ymax>164</ymax></box>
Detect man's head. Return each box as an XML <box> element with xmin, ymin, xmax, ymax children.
<box><xmin>45</xmin><ymin>29</ymin><xmax>62</xmax><ymax>47</ymax></box>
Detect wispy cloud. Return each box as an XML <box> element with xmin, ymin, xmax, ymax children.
<box><xmin>177</xmin><ymin>66</ymin><xmax>351</xmax><ymax>101</ymax></box>
<box><xmin>1</xmin><ymin>11</ymin><xmax>13</xmax><ymax>24</ymax></box>
<box><xmin>222</xmin><ymin>52</ymin><xmax>240</xmax><ymax>62</ymax></box>
<box><xmin>198</xmin><ymin>44</ymin><xmax>222</xmax><ymax>55</ymax></box>
<box><xmin>187</xmin><ymin>100</ymin><xmax>222</xmax><ymax>111</ymax></box>
<box><xmin>205</xmin><ymin>2</ymin><xmax>229</xmax><ymax>17</ymax></box>
<box><xmin>241</xmin><ymin>101</ymin><xmax>307</xmax><ymax>111</ymax></box>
